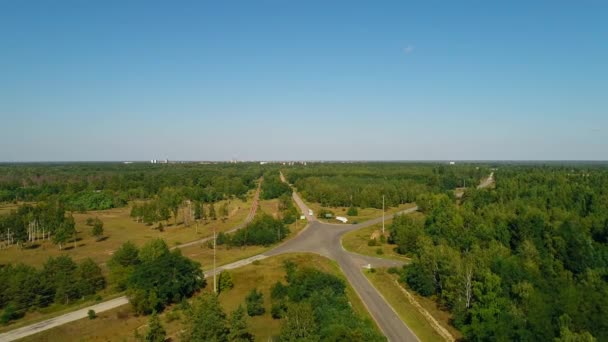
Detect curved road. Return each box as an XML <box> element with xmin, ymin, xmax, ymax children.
<box><xmin>1</xmin><ymin>177</ymin><xmax>420</xmax><ymax>342</ymax></box>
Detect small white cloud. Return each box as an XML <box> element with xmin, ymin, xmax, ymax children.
<box><xmin>404</xmin><ymin>45</ymin><xmax>415</xmax><ymax>55</ymax></box>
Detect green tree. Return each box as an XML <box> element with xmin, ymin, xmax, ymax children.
<box><xmin>220</xmin><ymin>202</ymin><xmax>230</xmax><ymax>221</ymax></box>
<box><xmin>209</xmin><ymin>202</ymin><xmax>217</xmax><ymax>220</ymax></box>
<box><xmin>53</xmin><ymin>215</ymin><xmax>75</xmax><ymax>250</ymax></box>
<box><xmin>145</xmin><ymin>311</ymin><xmax>166</xmax><ymax>342</ymax></box>
<box><xmin>184</xmin><ymin>293</ymin><xmax>228</xmax><ymax>341</ymax></box>
<box><xmin>219</xmin><ymin>271</ymin><xmax>234</xmax><ymax>293</ymax></box>
<box><xmin>228</xmin><ymin>305</ymin><xmax>254</xmax><ymax>342</ymax></box>
<box><xmin>139</xmin><ymin>239</ymin><xmax>169</xmax><ymax>263</ymax></box>
<box><xmin>347</xmin><ymin>206</ymin><xmax>358</xmax><ymax>216</ymax></box>
<box><xmin>245</xmin><ymin>288</ymin><xmax>265</xmax><ymax>316</ymax></box>
<box><xmin>279</xmin><ymin>302</ymin><xmax>319</xmax><ymax>342</ymax></box>
<box><xmin>108</xmin><ymin>241</ymin><xmax>140</xmax><ymax>291</ymax></box>
<box><xmin>91</xmin><ymin>217</ymin><xmax>104</xmax><ymax>241</ymax></box>
<box><xmin>77</xmin><ymin>258</ymin><xmax>105</xmax><ymax>295</ymax></box>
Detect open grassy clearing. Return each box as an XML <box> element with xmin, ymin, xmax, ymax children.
<box><xmin>0</xmin><ymin>197</ymin><xmax>298</xmax><ymax>332</ymax></box>
<box><xmin>0</xmin><ymin>196</ymin><xmax>253</xmax><ymax>268</ymax></box>
<box><xmin>181</xmin><ymin>208</ymin><xmax>308</xmax><ymax>271</ymax></box>
<box><xmin>341</xmin><ymin>211</ymin><xmax>424</xmax><ymax>261</ymax></box>
<box><xmin>365</xmin><ymin>268</ymin><xmax>461</xmax><ymax>342</ymax></box>
<box><xmin>22</xmin><ymin>253</ymin><xmax>377</xmax><ymax>342</ymax></box>
<box><xmin>342</xmin><ymin>220</ymin><xmax>410</xmax><ymax>261</ymax></box>
<box><xmin>302</xmin><ymin>199</ymin><xmax>415</xmax><ymax>224</ymax></box>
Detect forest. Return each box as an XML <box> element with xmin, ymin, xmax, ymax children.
<box><xmin>1</xmin><ymin>162</ymin><xmax>607</xmax><ymax>341</ymax></box>
<box><xmin>0</xmin><ymin>163</ymin><xmax>263</xmax><ymax>210</ymax></box>
<box><xmin>389</xmin><ymin>165</ymin><xmax>608</xmax><ymax>341</ymax></box>
<box><xmin>283</xmin><ymin>163</ymin><xmax>487</xmax><ymax>208</ymax></box>
<box><xmin>0</xmin><ymin>255</ymin><xmax>105</xmax><ymax>323</ymax></box>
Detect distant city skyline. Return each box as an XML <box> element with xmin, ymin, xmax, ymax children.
<box><xmin>1</xmin><ymin>1</ymin><xmax>607</xmax><ymax>161</ymax></box>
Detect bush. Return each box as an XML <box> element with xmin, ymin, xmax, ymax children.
<box><xmin>368</xmin><ymin>239</ymin><xmax>378</xmax><ymax>247</ymax></box>
<box><xmin>387</xmin><ymin>267</ymin><xmax>399</xmax><ymax>274</ymax></box>
<box><xmin>271</xmin><ymin>301</ymin><xmax>287</xmax><ymax>319</ymax></box>
<box><xmin>347</xmin><ymin>206</ymin><xmax>359</xmax><ymax>216</ymax></box>
<box><xmin>216</xmin><ymin>232</ymin><xmax>228</xmax><ymax>245</ymax></box>
<box><xmin>376</xmin><ymin>248</ymin><xmax>384</xmax><ymax>255</ymax></box>
<box><xmin>218</xmin><ymin>271</ymin><xmax>234</xmax><ymax>293</ymax></box>
<box><xmin>88</xmin><ymin>309</ymin><xmax>96</xmax><ymax>319</ymax></box>
<box><xmin>245</xmin><ymin>288</ymin><xmax>265</xmax><ymax>316</ymax></box>
<box><xmin>230</xmin><ymin>213</ymin><xmax>289</xmax><ymax>247</ymax></box>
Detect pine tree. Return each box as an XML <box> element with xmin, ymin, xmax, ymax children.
<box><xmin>245</xmin><ymin>288</ymin><xmax>265</xmax><ymax>316</ymax></box>
<box><xmin>228</xmin><ymin>305</ymin><xmax>254</xmax><ymax>342</ymax></box>
<box><xmin>185</xmin><ymin>293</ymin><xmax>228</xmax><ymax>341</ymax></box>
<box><xmin>91</xmin><ymin>218</ymin><xmax>104</xmax><ymax>241</ymax></box>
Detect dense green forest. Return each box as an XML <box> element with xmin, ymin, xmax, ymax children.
<box><xmin>271</xmin><ymin>260</ymin><xmax>385</xmax><ymax>341</ymax></box>
<box><xmin>0</xmin><ymin>255</ymin><xmax>105</xmax><ymax>323</ymax></box>
<box><xmin>390</xmin><ymin>166</ymin><xmax>608</xmax><ymax>341</ymax></box>
<box><xmin>0</xmin><ymin>163</ymin><xmax>263</xmax><ymax>210</ymax></box>
<box><xmin>283</xmin><ymin>163</ymin><xmax>487</xmax><ymax>208</ymax></box>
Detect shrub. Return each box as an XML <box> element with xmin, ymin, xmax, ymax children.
<box><xmin>245</xmin><ymin>288</ymin><xmax>265</xmax><ymax>316</ymax></box>
<box><xmin>376</xmin><ymin>248</ymin><xmax>384</xmax><ymax>255</ymax></box>
<box><xmin>368</xmin><ymin>239</ymin><xmax>378</xmax><ymax>247</ymax></box>
<box><xmin>88</xmin><ymin>309</ymin><xmax>96</xmax><ymax>319</ymax></box>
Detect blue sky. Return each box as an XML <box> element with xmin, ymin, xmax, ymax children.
<box><xmin>1</xmin><ymin>1</ymin><xmax>606</xmax><ymax>161</ymax></box>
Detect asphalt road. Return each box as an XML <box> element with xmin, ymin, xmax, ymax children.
<box><xmin>1</xmin><ymin>177</ymin><xmax>420</xmax><ymax>342</ymax></box>
<box><xmin>266</xmin><ymin>190</ymin><xmax>420</xmax><ymax>342</ymax></box>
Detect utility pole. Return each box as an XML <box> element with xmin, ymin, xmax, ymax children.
<box><xmin>213</xmin><ymin>226</ymin><xmax>217</xmax><ymax>294</ymax></box>
<box><xmin>382</xmin><ymin>195</ymin><xmax>385</xmax><ymax>234</ymax></box>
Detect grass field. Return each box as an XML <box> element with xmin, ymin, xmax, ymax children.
<box><xmin>341</xmin><ymin>220</ymin><xmax>411</xmax><ymax>261</ymax></box>
<box><xmin>0</xmin><ymin>196</ymin><xmax>254</xmax><ymax>268</ymax></box>
<box><xmin>303</xmin><ymin>200</ymin><xmax>415</xmax><ymax>224</ymax></box>
<box><xmin>0</xmin><ymin>197</ymin><xmax>303</xmax><ymax>332</ymax></box>
<box><xmin>21</xmin><ymin>253</ymin><xmax>377</xmax><ymax>342</ymax></box>
<box><xmin>365</xmin><ymin>268</ymin><xmax>461</xmax><ymax>342</ymax></box>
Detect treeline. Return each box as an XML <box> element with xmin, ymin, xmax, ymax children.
<box><xmin>175</xmin><ymin>261</ymin><xmax>384</xmax><ymax>341</ymax></box>
<box><xmin>108</xmin><ymin>239</ymin><xmax>204</xmax><ymax>314</ymax></box>
<box><xmin>271</xmin><ymin>261</ymin><xmax>385</xmax><ymax>341</ymax></box>
<box><xmin>390</xmin><ymin>166</ymin><xmax>608</xmax><ymax>341</ymax></box>
<box><xmin>0</xmin><ymin>255</ymin><xmax>105</xmax><ymax>324</ymax></box>
<box><xmin>0</xmin><ymin>202</ymin><xmax>77</xmax><ymax>250</ymax></box>
<box><xmin>284</xmin><ymin>163</ymin><xmax>486</xmax><ymax>208</ymax></box>
<box><xmin>219</xmin><ymin>212</ymin><xmax>289</xmax><ymax>247</ymax></box>
<box><xmin>260</xmin><ymin>171</ymin><xmax>291</xmax><ymax>200</ymax></box>
<box><xmin>0</xmin><ymin>163</ymin><xmax>263</xmax><ymax>210</ymax></box>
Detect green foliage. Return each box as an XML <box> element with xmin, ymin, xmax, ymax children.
<box><xmin>389</xmin><ymin>214</ymin><xmax>424</xmax><ymax>255</ymax></box>
<box><xmin>276</xmin><ymin>261</ymin><xmax>385</xmax><ymax>341</ymax></box>
<box><xmin>1</xmin><ymin>304</ymin><xmax>17</xmax><ymax>325</ymax></box>
<box><xmin>0</xmin><ymin>255</ymin><xmax>106</xmax><ymax>322</ymax></box>
<box><xmin>316</xmin><ymin>209</ymin><xmax>334</xmax><ymax>219</ymax></box>
<box><xmin>184</xmin><ymin>293</ymin><xmax>229</xmax><ymax>342</ymax></box>
<box><xmin>279</xmin><ymin>302</ymin><xmax>319</xmax><ymax>342</ymax></box>
<box><xmin>108</xmin><ymin>241</ymin><xmax>140</xmax><ymax>291</ymax></box>
<box><xmin>127</xmin><ymin>240</ymin><xmax>204</xmax><ymax>314</ymax></box>
<box><xmin>230</xmin><ymin>212</ymin><xmax>289</xmax><ymax>247</ymax></box>
<box><xmin>64</xmin><ymin>191</ymin><xmax>126</xmax><ymax>212</ymax></box>
<box><xmin>392</xmin><ymin>166</ymin><xmax>608</xmax><ymax>341</ymax></box>
<box><xmin>347</xmin><ymin>206</ymin><xmax>359</xmax><ymax>216</ymax></box>
<box><xmin>145</xmin><ymin>311</ymin><xmax>166</xmax><ymax>342</ymax></box>
<box><xmin>228</xmin><ymin>305</ymin><xmax>254</xmax><ymax>342</ymax></box>
<box><xmin>245</xmin><ymin>288</ymin><xmax>265</xmax><ymax>316</ymax></box>
<box><xmin>261</xmin><ymin>171</ymin><xmax>292</xmax><ymax>200</ymax></box>
<box><xmin>91</xmin><ymin>217</ymin><xmax>104</xmax><ymax>240</ymax></box>
<box><xmin>219</xmin><ymin>271</ymin><xmax>234</xmax><ymax>293</ymax></box>
<box><xmin>0</xmin><ymin>163</ymin><xmax>261</xmax><ymax>208</ymax></box>
<box><xmin>87</xmin><ymin>309</ymin><xmax>96</xmax><ymax>320</ymax></box>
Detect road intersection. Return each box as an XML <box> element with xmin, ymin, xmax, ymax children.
<box><xmin>0</xmin><ymin>181</ymin><xmax>420</xmax><ymax>342</ymax></box>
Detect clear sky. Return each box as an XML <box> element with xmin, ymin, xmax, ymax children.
<box><xmin>1</xmin><ymin>1</ymin><xmax>607</xmax><ymax>161</ymax></box>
